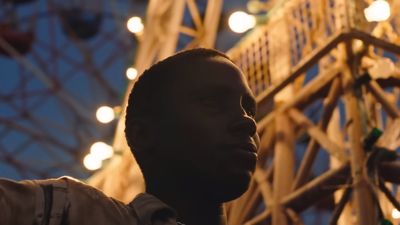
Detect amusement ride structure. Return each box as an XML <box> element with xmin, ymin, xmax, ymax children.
<box><xmin>1</xmin><ymin>0</ymin><xmax>400</xmax><ymax>225</ymax></box>
<box><xmin>0</xmin><ymin>0</ymin><xmax>143</xmax><ymax>178</ymax></box>
<box><xmin>89</xmin><ymin>1</ymin><xmax>400</xmax><ymax>224</ymax></box>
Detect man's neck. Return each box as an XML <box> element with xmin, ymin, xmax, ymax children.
<box><xmin>146</xmin><ymin>179</ymin><xmax>227</xmax><ymax>225</ymax></box>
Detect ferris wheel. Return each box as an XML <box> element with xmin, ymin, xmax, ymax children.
<box><xmin>0</xmin><ymin>0</ymin><xmax>145</xmax><ymax>179</ymax></box>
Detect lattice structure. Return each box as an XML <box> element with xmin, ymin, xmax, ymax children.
<box><xmin>226</xmin><ymin>0</ymin><xmax>400</xmax><ymax>225</ymax></box>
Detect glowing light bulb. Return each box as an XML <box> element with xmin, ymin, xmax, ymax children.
<box><xmin>126</xmin><ymin>67</ymin><xmax>138</xmax><ymax>80</ymax></box>
<box><xmin>364</xmin><ymin>0</ymin><xmax>391</xmax><ymax>22</ymax></box>
<box><xmin>90</xmin><ymin>142</ymin><xmax>114</xmax><ymax>160</ymax></box>
<box><xmin>392</xmin><ymin>208</ymin><xmax>400</xmax><ymax>219</ymax></box>
<box><xmin>83</xmin><ymin>154</ymin><xmax>102</xmax><ymax>171</ymax></box>
<box><xmin>228</xmin><ymin>11</ymin><xmax>256</xmax><ymax>33</ymax></box>
<box><xmin>96</xmin><ymin>106</ymin><xmax>115</xmax><ymax>123</ymax></box>
<box><xmin>127</xmin><ymin>16</ymin><xmax>144</xmax><ymax>33</ymax></box>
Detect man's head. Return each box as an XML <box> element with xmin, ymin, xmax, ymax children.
<box><xmin>125</xmin><ymin>48</ymin><xmax>259</xmax><ymax>202</ymax></box>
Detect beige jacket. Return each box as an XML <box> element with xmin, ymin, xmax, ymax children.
<box><xmin>0</xmin><ymin>176</ymin><xmax>177</xmax><ymax>225</ymax></box>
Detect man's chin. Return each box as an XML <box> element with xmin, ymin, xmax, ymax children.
<box><xmin>210</xmin><ymin>171</ymin><xmax>253</xmax><ymax>202</ymax></box>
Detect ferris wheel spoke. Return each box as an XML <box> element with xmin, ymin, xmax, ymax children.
<box><xmin>0</xmin><ymin>117</ymin><xmax>76</xmax><ymax>154</ymax></box>
<box><xmin>69</xmin><ymin>38</ymin><xmax>121</xmax><ymax>98</ymax></box>
<box><xmin>0</xmin><ymin>36</ymin><xmax>98</xmax><ymax>123</ymax></box>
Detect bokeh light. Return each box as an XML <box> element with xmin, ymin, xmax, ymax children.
<box><xmin>126</xmin><ymin>67</ymin><xmax>138</xmax><ymax>80</ymax></box>
<box><xmin>228</xmin><ymin>11</ymin><xmax>256</xmax><ymax>33</ymax></box>
<box><xmin>83</xmin><ymin>154</ymin><xmax>102</xmax><ymax>171</ymax></box>
<box><xmin>96</xmin><ymin>106</ymin><xmax>115</xmax><ymax>123</ymax></box>
<box><xmin>90</xmin><ymin>141</ymin><xmax>114</xmax><ymax>160</ymax></box>
<box><xmin>127</xmin><ymin>16</ymin><xmax>144</xmax><ymax>33</ymax></box>
<box><xmin>364</xmin><ymin>0</ymin><xmax>391</xmax><ymax>22</ymax></box>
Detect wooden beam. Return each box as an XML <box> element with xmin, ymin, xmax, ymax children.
<box><xmin>186</xmin><ymin>0</ymin><xmax>203</xmax><ymax>30</ymax></box>
<box><xmin>228</xmin><ymin>164</ymin><xmax>274</xmax><ymax>225</ymax></box>
<box><xmin>283</xmin><ymin>164</ymin><xmax>350</xmax><ymax>212</ymax></box>
<box><xmin>378</xmin><ymin>178</ymin><xmax>400</xmax><ymax>212</ymax></box>
<box><xmin>342</xmin><ymin>51</ymin><xmax>378</xmax><ymax>225</ymax></box>
<box><xmin>349</xmin><ymin>29</ymin><xmax>400</xmax><ymax>55</ymax></box>
<box><xmin>365</xmin><ymin>80</ymin><xmax>400</xmax><ymax>119</ymax></box>
<box><xmin>254</xmin><ymin>166</ymin><xmax>274</xmax><ymax>205</ymax></box>
<box><xmin>179</xmin><ymin>26</ymin><xmax>198</xmax><ymax>37</ymax></box>
<box><xmin>244</xmin><ymin>163</ymin><xmax>350</xmax><ymax>225</ymax></box>
<box><xmin>377</xmin><ymin>118</ymin><xmax>400</xmax><ymax>150</ymax></box>
<box><xmin>228</xmin><ymin>178</ymin><xmax>259</xmax><ymax>225</ymax></box>
<box><xmin>292</xmin><ymin>77</ymin><xmax>343</xmax><ymax>190</ymax></box>
<box><xmin>272</xmin><ymin>113</ymin><xmax>294</xmax><ymax>225</ymax></box>
<box><xmin>255</xmin><ymin>31</ymin><xmax>347</xmax><ymax>123</ymax></box>
<box><xmin>329</xmin><ymin>185</ymin><xmax>352</xmax><ymax>225</ymax></box>
<box><xmin>258</xmin><ymin>122</ymin><xmax>276</xmax><ymax>162</ymax></box>
<box><xmin>201</xmin><ymin>0</ymin><xmax>223</xmax><ymax>48</ymax></box>
<box><xmin>257</xmin><ymin>63</ymin><xmax>342</xmax><ymax>132</ymax></box>
<box><xmin>288</xmin><ymin>108</ymin><xmax>348</xmax><ymax>162</ymax></box>
<box><xmin>285</xmin><ymin>208</ymin><xmax>304</xmax><ymax>225</ymax></box>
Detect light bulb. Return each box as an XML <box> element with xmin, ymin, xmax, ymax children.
<box><xmin>392</xmin><ymin>208</ymin><xmax>400</xmax><ymax>219</ymax></box>
<box><xmin>126</xmin><ymin>67</ymin><xmax>138</xmax><ymax>80</ymax></box>
<box><xmin>228</xmin><ymin>11</ymin><xmax>256</xmax><ymax>33</ymax></box>
<box><xmin>364</xmin><ymin>0</ymin><xmax>391</xmax><ymax>22</ymax></box>
<box><xmin>83</xmin><ymin>154</ymin><xmax>102</xmax><ymax>171</ymax></box>
<box><xmin>96</xmin><ymin>106</ymin><xmax>115</xmax><ymax>123</ymax></box>
<box><xmin>90</xmin><ymin>142</ymin><xmax>114</xmax><ymax>160</ymax></box>
<box><xmin>127</xmin><ymin>16</ymin><xmax>144</xmax><ymax>33</ymax></box>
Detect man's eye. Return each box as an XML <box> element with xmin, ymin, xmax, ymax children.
<box><xmin>198</xmin><ymin>97</ymin><xmax>225</xmax><ymax>114</ymax></box>
<box><xmin>200</xmin><ymin>98</ymin><xmax>220</xmax><ymax>107</ymax></box>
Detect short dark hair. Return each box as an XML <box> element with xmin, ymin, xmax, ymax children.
<box><xmin>124</xmin><ymin>48</ymin><xmax>230</xmax><ymax>152</ymax></box>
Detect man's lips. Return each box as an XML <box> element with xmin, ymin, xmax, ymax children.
<box><xmin>237</xmin><ymin>142</ymin><xmax>258</xmax><ymax>153</ymax></box>
<box><xmin>227</xmin><ymin>141</ymin><xmax>258</xmax><ymax>154</ymax></box>
<box><xmin>224</xmin><ymin>142</ymin><xmax>258</xmax><ymax>171</ymax></box>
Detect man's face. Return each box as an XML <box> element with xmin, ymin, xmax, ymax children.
<box><xmin>153</xmin><ymin>56</ymin><xmax>259</xmax><ymax>201</ymax></box>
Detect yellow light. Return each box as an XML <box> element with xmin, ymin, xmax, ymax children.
<box><xmin>247</xmin><ymin>1</ymin><xmax>265</xmax><ymax>14</ymax></box>
<box><xmin>364</xmin><ymin>0</ymin><xmax>391</xmax><ymax>22</ymax></box>
<box><xmin>83</xmin><ymin>154</ymin><xmax>102</xmax><ymax>171</ymax></box>
<box><xmin>126</xmin><ymin>67</ymin><xmax>138</xmax><ymax>80</ymax></box>
<box><xmin>90</xmin><ymin>141</ymin><xmax>114</xmax><ymax>160</ymax></box>
<box><xmin>127</xmin><ymin>16</ymin><xmax>144</xmax><ymax>33</ymax></box>
<box><xmin>228</xmin><ymin>11</ymin><xmax>256</xmax><ymax>33</ymax></box>
<box><xmin>96</xmin><ymin>106</ymin><xmax>115</xmax><ymax>123</ymax></box>
<box><xmin>392</xmin><ymin>208</ymin><xmax>400</xmax><ymax>219</ymax></box>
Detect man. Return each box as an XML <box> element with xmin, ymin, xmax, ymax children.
<box><xmin>0</xmin><ymin>48</ymin><xmax>259</xmax><ymax>225</ymax></box>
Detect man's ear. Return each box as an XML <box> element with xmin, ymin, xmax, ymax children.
<box><xmin>127</xmin><ymin>118</ymin><xmax>155</xmax><ymax>151</ymax></box>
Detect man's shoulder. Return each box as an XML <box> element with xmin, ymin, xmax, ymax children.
<box><xmin>0</xmin><ymin>176</ymin><xmax>137</xmax><ymax>225</ymax></box>
<box><xmin>0</xmin><ymin>176</ymin><xmax>177</xmax><ymax>225</ymax></box>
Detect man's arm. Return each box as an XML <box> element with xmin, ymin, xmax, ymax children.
<box><xmin>0</xmin><ymin>178</ymin><xmax>37</xmax><ymax>225</ymax></box>
<box><xmin>0</xmin><ymin>177</ymin><xmax>175</xmax><ymax>225</ymax></box>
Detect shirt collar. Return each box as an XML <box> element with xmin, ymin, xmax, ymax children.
<box><xmin>128</xmin><ymin>193</ymin><xmax>177</xmax><ymax>225</ymax></box>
